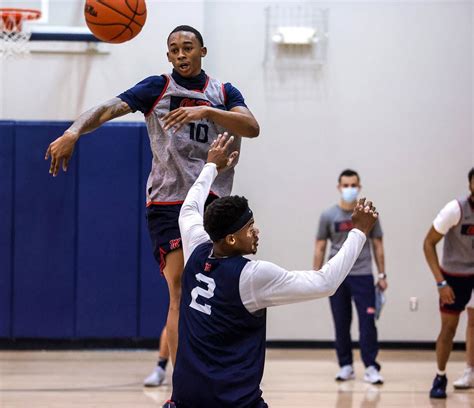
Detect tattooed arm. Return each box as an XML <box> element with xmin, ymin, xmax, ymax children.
<box><xmin>45</xmin><ymin>98</ymin><xmax>132</xmax><ymax>176</ymax></box>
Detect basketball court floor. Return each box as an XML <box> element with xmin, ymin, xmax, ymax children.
<box><xmin>1</xmin><ymin>349</ymin><xmax>472</xmax><ymax>407</ymax></box>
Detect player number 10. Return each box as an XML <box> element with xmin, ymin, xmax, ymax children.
<box><xmin>189</xmin><ymin>123</ymin><xmax>209</xmax><ymax>143</ymax></box>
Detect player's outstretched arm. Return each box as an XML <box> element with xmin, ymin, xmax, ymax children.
<box><xmin>45</xmin><ymin>97</ymin><xmax>132</xmax><ymax>176</ymax></box>
<box><xmin>179</xmin><ymin>133</ymin><xmax>239</xmax><ymax>264</ymax></box>
<box><xmin>162</xmin><ymin>105</ymin><xmax>259</xmax><ymax>138</ymax></box>
<box><xmin>240</xmin><ymin>199</ymin><xmax>379</xmax><ymax>313</ymax></box>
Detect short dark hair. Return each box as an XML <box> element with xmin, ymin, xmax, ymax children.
<box><xmin>168</xmin><ymin>25</ymin><xmax>204</xmax><ymax>46</ymax></box>
<box><xmin>204</xmin><ymin>196</ymin><xmax>249</xmax><ymax>242</ymax></box>
<box><xmin>338</xmin><ymin>169</ymin><xmax>360</xmax><ymax>183</ymax></box>
<box><xmin>469</xmin><ymin>167</ymin><xmax>474</xmax><ymax>183</ymax></box>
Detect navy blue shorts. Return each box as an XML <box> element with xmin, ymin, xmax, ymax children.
<box><xmin>440</xmin><ymin>269</ymin><xmax>474</xmax><ymax>314</ymax></box>
<box><xmin>146</xmin><ymin>195</ymin><xmax>218</xmax><ymax>274</ymax></box>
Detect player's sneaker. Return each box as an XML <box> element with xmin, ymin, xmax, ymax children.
<box><xmin>429</xmin><ymin>374</ymin><xmax>447</xmax><ymax>399</ymax></box>
<box><xmin>453</xmin><ymin>368</ymin><xmax>474</xmax><ymax>389</ymax></box>
<box><xmin>143</xmin><ymin>366</ymin><xmax>166</xmax><ymax>387</ymax></box>
<box><xmin>335</xmin><ymin>365</ymin><xmax>355</xmax><ymax>381</ymax></box>
<box><xmin>162</xmin><ymin>401</ymin><xmax>176</xmax><ymax>408</ymax></box>
<box><xmin>363</xmin><ymin>366</ymin><xmax>384</xmax><ymax>385</ymax></box>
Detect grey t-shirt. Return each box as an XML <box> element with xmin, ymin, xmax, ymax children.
<box><xmin>317</xmin><ymin>205</ymin><xmax>383</xmax><ymax>276</ymax></box>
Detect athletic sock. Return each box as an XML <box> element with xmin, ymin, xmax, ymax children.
<box><xmin>437</xmin><ymin>370</ymin><xmax>446</xmax><ymax>376</ymax></box>
<box><xmin>158</xmin><ymin>357</ymin><xmax>169</xmax><ymax>371</ymax></box>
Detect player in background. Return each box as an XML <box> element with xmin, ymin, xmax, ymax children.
<box><xmin>313</xmin><ymin>169</ymin><xmax>386</xmax><ymax>384</ymax></box>
<box><xmin>45</xmin><ymin>25</ymin><xmax>259</xmax><ymax>386</ymax></box>
<box><xmin>165</xmin><ymin>134</ymin><xmax>379</xmax><ymax>408</ymax></box>
<box><xmin>424</xmin><ymin>168</ymin><xmax>474</xmax><ymax>399</ymax></box>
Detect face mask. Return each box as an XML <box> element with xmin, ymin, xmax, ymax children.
<box><xmin>341</xmin><ymin>187</ymin><xmax>359</xmax><ymax>203</ymax></box>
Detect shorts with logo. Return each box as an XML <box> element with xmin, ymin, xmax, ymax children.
<box><xmin>146</xmin><ymin>194</ymin><xmax>218</xmax><ymax>274</ymax></box>
<box><xmin>440</xmin><ymin>269</ymin><xmax>474</xmax><ymax>314</ymax></box>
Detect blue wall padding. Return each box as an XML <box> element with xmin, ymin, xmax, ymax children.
<box><xmin>0</xmin><ymin>121</ymin><xmax>169</xmax><ymax>339</ymax></box>
<box><xmin>76</xmin><ymin>125</ymin><xmax>141</xmax><ymax>337</ymax></box>
<box><xmin>0</xmin><ymin>122</ymin><xmax>14</xmax><ymax>336</ymax></box>
<box><xmin>13</xmin><ymin>122</ymin><xmax>77</xmax><ymax>337</ymax></box>
<box><xmin>139</xmin><ymin>128</ymin><xmax>169</xmax><ymax>338</ymax></box>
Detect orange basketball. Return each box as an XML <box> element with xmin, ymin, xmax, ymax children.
<box><xmin>84</xmin><ymin>0</ymin><xmax>147</xmax><ymax>44</ymax></box>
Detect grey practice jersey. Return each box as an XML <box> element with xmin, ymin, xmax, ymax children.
<box><xmin>144</xmin><ymin>74</ymin><xmax>241</xmax><ymax>204</ymax></box>
<box><xmin>442</xmin><ymin>197</ymin><xmax>474</xmax><ymax>274</ymax></box>
<box><xmin>317</xmin><ymin>205</ymin><xmax>383</xmax><ymax>276</ymax></box>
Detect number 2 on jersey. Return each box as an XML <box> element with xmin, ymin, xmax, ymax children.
<box><xmin>190</xmin><ymin>273</ymin><xmax>216</xmax><ymax>315</ymax></box>
<box><xmin>189</xmin><ymin>123</ymin><xmax>209</xmax><ymax>143</ymax></box>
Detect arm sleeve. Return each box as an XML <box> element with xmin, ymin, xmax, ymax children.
<box><xmin>433</xmin><ymin>200</ymin><xmax>461</xmax><ymax>235</ymax></box>
<box><xmin>178</xmin><ymin>163</ymin><xmax>218</xmax><ymax>265</ymax></box>
<box><xmin>369</xmin><ymin>218</ymin><xmax>383</xmax><ymax>239</ymax></box>
<box><xmin>117</xmin><ymin>75</ymin><xmax>167</xmax><ymax>114</ymax></box>
<box><xmin>239</xmin><ymin>229</ymin><xmax>367</xmax><ymax>313</ymax></box>
<box><xmin>316</xmin><ymin>212</ymin><xmax>330</xmax><ymax>240</ymax></box>
<box><xmin>223</xmin><ymin>83</ymin><xmax>248</xmax><ymax>110</ymax></box>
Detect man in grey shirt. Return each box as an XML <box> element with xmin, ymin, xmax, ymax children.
<box><xmin>313</xmin><ymin>169</ymin><xmax>387</xmax><ymax>384</ymax></box>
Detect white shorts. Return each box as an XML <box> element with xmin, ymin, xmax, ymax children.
<box><xmin>468</xmin><ymin>290</ymin><xmax>474</xmax><ymax>309</ymax></box>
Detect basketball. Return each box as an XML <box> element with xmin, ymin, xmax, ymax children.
<box><xmin>84</xmin><ymin>0</ymin><xmax>147</xmax><ymax>44</ymax></box>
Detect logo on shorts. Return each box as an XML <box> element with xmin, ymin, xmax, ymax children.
<box><xmin>366</xmin><ymin>307</ymin><xmax>376</xmax><ymax>314</ymax></box>
<box><xmin>169</xmin><ymin>238</ymin><xmax>181</xmax><ymax>250</ymax></box>
<box><xmin>204</xmin><ymin>262</ymin><xmax>212</xmax><ymax>272</ymax></box>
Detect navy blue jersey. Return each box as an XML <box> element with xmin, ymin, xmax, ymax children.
<box><xmin>172</xmin><ymin>242</ymin><xmax>267</xmax><ymax>408</ymax></box>
<box><xmin>118</xmin><ymin>69</ymin><xmax>247</xmax><ymax>114</ymax></box>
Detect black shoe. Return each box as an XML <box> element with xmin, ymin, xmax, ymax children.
<box><xmin>429</xmin><ymin>374</ymin><xmax>447</xmax><ymax>399</ymax></box>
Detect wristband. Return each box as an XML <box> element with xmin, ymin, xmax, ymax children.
<box><xmin>378</xmin><ymin>273</ymin><xmax>386</xmax><ymax>279</ymax></box>
<box><xmin>437</xmin><ymin>280</ymin><xmax>448</xmax><ymax>289</ymax></box>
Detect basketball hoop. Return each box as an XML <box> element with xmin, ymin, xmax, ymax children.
<box><xmin>0</xmin><ymin>8</ymin><xmax>41</xmax><ymax>57</ymax></box>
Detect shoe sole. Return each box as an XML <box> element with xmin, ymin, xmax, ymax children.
<box><xmin>143</xmin><ymin>381</ymin><xmax>164</xmax><ymax>387</ymax></box>
<box><xmin>335</xmin><ymin>375</ymin><xmax>355</xmax><ymax>382</ymax></box>
<box><xmin>453</xmin><ymin>384</ymin><xmax>472</xmax><ymax>390</ymax></box>
<box><xmin>364</xmin><ymin>378</ymin><xmax>383</xmax><ymax>385</ymax></box>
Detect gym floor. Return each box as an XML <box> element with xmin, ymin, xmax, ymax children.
<box><xmin>0</xmin><ymin>349</ymin><xmax>471</xmax><ymax>407</ymax></box>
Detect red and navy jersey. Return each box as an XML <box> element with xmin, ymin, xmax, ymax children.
<box><xmin>172</xmin><ymin>242</ymin><xmax>267</xmax><ymax>408</ymax></box>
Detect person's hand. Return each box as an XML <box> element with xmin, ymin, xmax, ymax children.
<box><xmin>351</xmin><ymin>198</ymin><xmax>378</xmax><ymax>236</ymax></box>
<box><xmin>207</xmin><ymin>132</ymin><xmax>239</xmax><ymax>172</ymax></box>
<box><xmin>377</xmin><ymin>278</ymin><xmax>388</xmax><ymax>291</ymax></box>
<box><xmin>439</xmin><ymin>285</ymin><xmax>455</xmax><ymax>306</ymax></box>
<box><xmin>162</xmin><ymin>106</ymin><xmax>209</xmax><ymax>133</ymax></box>
<box><xmin>45</xmin><ymin>131</ymin><xmax>79</xmax><ymax>176</ymax></box>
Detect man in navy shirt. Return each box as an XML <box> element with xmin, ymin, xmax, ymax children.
<box><xmin>45</xmin><ymin>25</ymin><xmax>260</xmax><ymax>386</ymax></box>
<box><xmin>166</xmin><ymin>134</ymin><xmax>379</xmax><ymax>407</ymax></box>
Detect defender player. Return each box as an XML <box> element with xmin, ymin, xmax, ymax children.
<box><xmin>165</xmin><ymin>134</ymin><xmax>379</xmax><ymax>408</ymax></box>
<box><xmin>424</xmin><ymin>168</ymin><xmax>474</xmax><ymax>398</ymax></box>
<box><xmin>45</xmin><ymin>25</ymin><xmax>260</xmax><ymax>385</ymax></box>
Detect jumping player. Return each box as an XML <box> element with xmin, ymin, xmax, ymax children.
<box><xmin>44</xmin><ymin>25</ymin><xmax>260</xmax><ymax>386</ymax></box>
<box><xmin>425</xmin><ymin>167</ymin><xmax>474</xmax><ymax>399</ymax></box>
<box><xmin>165</xmin><ymin>134</ymin><xmax>379</xmax><ymax>408</ymax></box>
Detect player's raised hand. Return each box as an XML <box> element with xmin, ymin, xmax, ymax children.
<box><xmin>207</xmin><ymin>132</ymin><xmax>239</xmax><ymax>172</ymax></box>
<box><xmin>45</xmin><ymin>131</ymin><xmax>78</xmax><ymax>177</ymax></box>
<box><xmin>162</xmin><ymin>106</ymin><xmax>209</xmax><ymax>133</ymax></box>
<box><xmin>351</xmin><ymin>198</ymin><xmax>379</xmax><ymax>236</ymax></box>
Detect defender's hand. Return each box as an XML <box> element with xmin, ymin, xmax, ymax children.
<box><xmin>439</xmin><ymin>285</ymin><xmax>455</xmax><ymax>305</ymax></box>
<box><xmin>351</xmin><ymin>198</ymin><xmax>378</xmax><ymax>236</ymax></box>
<box><xmin>162</xmin><ymin>106</ymin><xmax>209</xmax><ymax>133</ymax></box>
<box><xmin>207</xmin><ymin>132</ymin><xmax>239</xmax><ymax>172</ymax></box>
<box><xmin>45</xmin><ymin>131</ymin><xmax>78</xmax><ymax>177</ymax></box>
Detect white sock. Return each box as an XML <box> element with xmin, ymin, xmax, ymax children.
<box><xmin>437</xmin><ymin>370</ymin><xmax>446</xmax><ymax>376</ymax></box>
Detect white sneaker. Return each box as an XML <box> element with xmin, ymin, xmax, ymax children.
<box><xmin>453</xmin><ymin>368</ymin><xmax>474</xmax><ymax>389</ymax></box>
<box><xmin>335</xmin><ymin>365</ymin><xmax>355</xmax><ymax>381</ymax></box>
<box><xmin>364</xmin><ymin>366</ymin><xmax>384</xmax><ymax>384</ymax></box>
<box><xmin>143</xmin><ymin>366</ymin><xmax>166</xmax><ymax>387</ymax></box>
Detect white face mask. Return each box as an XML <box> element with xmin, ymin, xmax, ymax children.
<box><xmin>341</xmin><ymin>187</ymin><xmax>359</xmax><ymax>203</ymax></box>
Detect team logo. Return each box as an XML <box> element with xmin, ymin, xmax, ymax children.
<box><xmin>204</xmin><ymin>262</ymin><xmax>212</xmax><ymax>272</ymax></box>
<box><xmin>84</xmin><ymin>4</ymin><xmax>98</xmax><ymax>17</ymax></box>
<box><xmin>335</xmin><ymin>220</ymin><xmax>353</xmax><ymax>233</ymax></box>
<box><xmin>461</xmin><ymin>224</ymin><xmax>474</xmax><ymax>236</ymax></box>
<box><xmin>169</xmin><ymin>238</ymin><xmax>181</xmax><ymax>250</ymax></box>
<box><xmin>170</xmin><ymin>96</ymin><xmax>211</xmax><ymax>112</ymax></box>
<box><xmin>366</xmin><ymin>307</ymin><xmax>376</xmax><ymax>314</ymax></box>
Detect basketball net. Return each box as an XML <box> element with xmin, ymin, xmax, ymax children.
<box><xmin>0</xmin><ymin>9</ymin><xmax>41</xmax><ymax>58</ymax></box>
